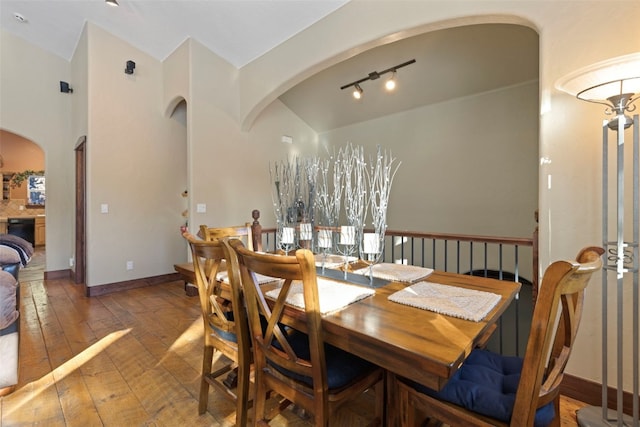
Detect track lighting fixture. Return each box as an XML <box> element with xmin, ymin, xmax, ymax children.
<box><xmin>340</xmin><ymin>59</ymin><xmax>415</xmax><ymax>99</ymax></box>
<box><xmin>353</xmin><ymin>84</ymin><xmax>363</xmax><ymax>99</ymax></box>
<box><xmin>105</xmin><ymin>0</ymin><xmax>119</xmax><ymax>6</ymax></box>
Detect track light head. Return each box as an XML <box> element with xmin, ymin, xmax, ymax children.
<box><xmin>353</xmin><ymin>84</ymin><xmax>363</xmax><ymax>99</ymax></box>
<box><xmin>385</xmin><ymin>71</ymin><xmax>397</xmax><ymax>91</ymax></box>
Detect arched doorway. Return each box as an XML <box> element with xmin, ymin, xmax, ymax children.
<box><xmin>0</xmin><ymin>129</ymin><xmax>46</xmax><ymax>278</ymax></box>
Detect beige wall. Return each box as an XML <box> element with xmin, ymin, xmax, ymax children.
<box><xmin>1</xmin><ymin>0</ymin><xmax>639</xmax><ymax>392</ymax></box>
<box><xmin>0</xmin><ymin>130</ymin><xmax>45</xmax><ymax>173</ymax></box>
<box><xmin>81</xmin><ymin>24</ymin><xmax>188</xmax><ymax>285</ymax></box>
<box><xmin>239</xmin><ymin>0</ymin><xmax>639</xmax><ymax>393</ymax></box>
<box><xmin>0</xmin><ymin>29</ymin><xmax>73</xmax><ymax>272</ymax></box>
<box><xmin>321</xmin><ymin>81</ymin><xmax>539</xmax><ymax>238</ymax></box>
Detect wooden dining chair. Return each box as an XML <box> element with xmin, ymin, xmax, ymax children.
<box><xmin>389</xmin><ymin>246</ymin><xmax>604</xmax><ymax>427</ymax></box>
<box><xmin>183</xmin><ymin>232</ymin><xmax>252</xmax><ymax>426</ymax></box>
<box><xmin>200</xmin><ymin>223</ymin><xmax>253</xmax><ymax>250</ymax></box>
<box><xmin>224</xmin><ymin>238</ymin><xmax>385</xmax><ymax>427</ymax></box>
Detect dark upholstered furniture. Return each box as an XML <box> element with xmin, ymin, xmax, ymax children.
<box><xmin>0</xmin><ymin>262</ymin><xmax>20</xmax><ymax>396</ymax></box>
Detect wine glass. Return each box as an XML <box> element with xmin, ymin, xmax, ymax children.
<box><xmin>277</xmin><ymin>225</ymin><xmax>295</xmax><ymax>256</ymax></box>
<box><xmin>336</xmin><ymin>225</ymin><xmax>357</xmax><ymax>279</ymax></box>
<box><xmin>316</xmin><ymin>228</ymin><xmax>334</xmax><ymax>273</ymax></box>
<box><xmin>359</xmin><ymin>231</ymin><xmax>385</xmax><ymax>284</ymax></box>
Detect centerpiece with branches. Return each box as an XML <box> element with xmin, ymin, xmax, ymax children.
<box><xmin>315</xmin><ymin>153</ymin><xmax>342</xmax><ymax>271</ymax></box>
<box><xmin>270</xmin><ymin>156</ymin><xmax>318</xmax><ymax>255</ymax></box>
<box><xmin>359</xmin><ymin>146</ymin><xmax>401</xmax><ymax>282</ymax></box>
<box><xmin>334</xmin><ymin>144</ymin><xmax>367</xmax><ymax>278</ymax></box>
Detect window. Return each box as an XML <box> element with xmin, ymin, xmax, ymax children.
<box><xmin>27</xmin><ymin>175</ymin><xmax>45</xmax><ymax>206</ymax></box>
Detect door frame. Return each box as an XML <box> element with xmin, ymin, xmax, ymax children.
<box><xmin>74</xmin><ymin>136</ymin><xmax>86</xmax><ymax>285</ymax></box>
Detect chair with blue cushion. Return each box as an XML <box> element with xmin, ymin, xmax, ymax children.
<box><xmin>390</xmin><ymin>246</ymin><xmax>604</xmax><ymax>427</ymax></box>
<box><xmin>183</xmin><ymin>232</ymin><xmax>252</xmax><ymax>426</ymax></box>
<box><xmin>225</xmin><ymin>238</ymin><xmax>385</xmax><ymax>426</ymax></box>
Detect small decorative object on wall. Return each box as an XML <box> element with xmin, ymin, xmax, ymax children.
<box><xmin>125</xmin><ymin>60</ymin><xmax>135</xmax><ymax>75</ymax></box>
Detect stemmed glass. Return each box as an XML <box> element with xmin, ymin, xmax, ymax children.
<box><xmin>336</xmin><ymin>225</ymin><xmax>358</xmax><ymax>279</ymax></box>
<box><xmin>359</xmin><ymin>231</ymin><xmax>385</xmax><ymax>284</ymax></box>
<box><xmin>277</xmin><ymin>225</ymin><xmax>295</xmax><ymax>256</ymax></box>
<box><xmin>316</xmin><ymin>228</ymin><xmax>333</xmax><ymax>274</ymax></box>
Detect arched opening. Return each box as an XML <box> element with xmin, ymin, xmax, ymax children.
<box><xmin>166</xmin><ymin>97</ymin><xmax>188</xmax><ymax>256</ymax></box>
<box><xmin>0</xmin><ymin>129</ymin><xmax>46</xmax><ymax>279</ymax></box>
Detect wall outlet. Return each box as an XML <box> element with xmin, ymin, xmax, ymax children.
<box><xmin>69</xmin><ymin>257</ymin><xmax>74</xmax><ymax>267</ymax></box>
<box><xmin>196</xmin><ymin>203</ymin><xmax>206</xmax><ymax>213</ymax></box>
<box><xmin>126</xmin><ymin>261</ymin><xmax>134</xmax><ymax>270</ymax></box>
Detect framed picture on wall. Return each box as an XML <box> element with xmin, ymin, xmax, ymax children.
<box><xmin>27</xmin><ymin>175</ymin><xmax>45</xmax><ymax>206</ymax></box>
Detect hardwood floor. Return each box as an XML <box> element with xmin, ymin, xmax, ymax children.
<box><xmin>1</xmin><ymin>249</ymin><xmax>588</xmax><ymax>426</ymax></box>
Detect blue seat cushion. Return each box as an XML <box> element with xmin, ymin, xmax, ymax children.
<box><xmin>209</xmin><ymin>310</ymin><xmax>237</xmax><ymax>342</ymax></box>
<box><xmin>411</xmin><ymin>349</ymin><xmax>555</xmax><ymax>427</ymax></box>
<box><xmin>270</xmin><ymin>329</ymin><xmax>376</xmax><ymax>390</ymax></box>
<box><xmin>211</xmin><ymin>312</ymin><xmax>269</xmax><ymax>344</ymax></box>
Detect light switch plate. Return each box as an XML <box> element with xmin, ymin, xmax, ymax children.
<box><xmin>101</xmin><ymin>203</ymin><xmax>109</xmax><ymax>213</ymax></box>
<box><xmin>196</xmin><ymin>203</ymin><xmax>206</xmax><ymax>213</ymax></box>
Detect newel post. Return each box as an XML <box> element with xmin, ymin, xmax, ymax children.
<box><xmin>251</xmin><ymin>209</ymin><xmax>262</xmax><ymax>252</ymax></box>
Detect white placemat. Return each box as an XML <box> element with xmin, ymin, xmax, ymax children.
<box><xmin>353</xmin><ymin>263</ymin><xmax>434</xmax><ymax>283</ymax></box>
<box><xmin>314</xmin><ymin>253</ymin><xmax>358</xmax><ymax>268</ymax></box>
<box><xmin>216</xmin><ymin>270</ymin><xmax>277</xmax><ymax>285</ymax></box>
<box><xmin>266</xmin><ymin>277</ymin><xmax>375</xmax><ymax>314</ymax></box>
<box><xmin>388</xmin><ymin>281</ymin><xmax>501</xmax><ymax>322</ymax></box>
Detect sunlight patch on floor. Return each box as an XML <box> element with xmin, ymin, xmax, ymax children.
<box><xmin>4</xmin><ymin>328</ymin><xmax>131</xmax><ymax>417</ymax></box>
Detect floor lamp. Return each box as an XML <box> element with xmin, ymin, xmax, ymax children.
<box><xmin>557</xmin><ymin>54</ymin><xmax>639</xmax><ymax>427</ymax></box>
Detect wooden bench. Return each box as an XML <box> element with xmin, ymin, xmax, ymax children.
<box><xmin>174</xmin><ymin>262</ymin><xmax>198</xmax><ymax>296</ymax></box>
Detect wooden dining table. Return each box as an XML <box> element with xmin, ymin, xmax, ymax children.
<box><xmin>316</xmin><ymin>270</ymin><xmax>520</xmax><ymax>391</ymax></box>
<box><xmin>178</xmin><ymin>257</ymin><xmax>521</xmax><ymax>422</ymax></box>
<box><xmin>178</xmin><ymin>259</ymin><xmax>519</xmax><ymax>389</ymax></box>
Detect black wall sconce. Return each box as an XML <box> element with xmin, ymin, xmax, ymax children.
<box><xmin>125</xmin><ymin>60</ymin><xmax>136</xmax><ymax>75</ymax></box>
<box><xmin>59</xmin><ymin>81</ymin><xmax>73</xmax><ymax>94</ymax></box>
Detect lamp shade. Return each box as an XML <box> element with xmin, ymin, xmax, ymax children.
<box><xmin>556</xmin><ymin>53</ymin><xmax>639</xmax><ymax>128</ymax></box>
<box><xmin>555</xmin><ymin>52</ymin><xmax>640</xmax><ymax>98</ymax></box>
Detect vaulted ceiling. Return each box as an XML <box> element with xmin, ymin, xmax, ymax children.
<box><xmin>0</xmin><ymin>1</ymin><xmax>539</xmax><ymax>133</ymax></box>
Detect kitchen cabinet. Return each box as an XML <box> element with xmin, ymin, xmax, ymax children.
<box><xmin>35</xmin><ymin>216</ymin><xmax>45</xmax><ymax>246</ymax></box>
<box><xmin>2</xmin><ymin>174</ymin><xmax>12</xmax><ymax>200</ymax></box>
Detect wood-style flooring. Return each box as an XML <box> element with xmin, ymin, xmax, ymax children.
<box><xmin>1</xmin><ymin>248</ymin><xmax>588</xmax><ymax>426</ymax></box>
